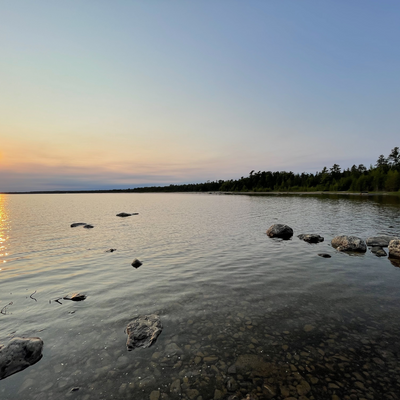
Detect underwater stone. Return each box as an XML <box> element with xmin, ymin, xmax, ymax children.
<box><xmin>125</xmin><ymin>314</ymin><xmax>162</xmax><ymax>351</ymax></box>
<box><xmin>0</xmin><ymin>337</ymin><xmax>43</xmax><ymax>380</ymax></box>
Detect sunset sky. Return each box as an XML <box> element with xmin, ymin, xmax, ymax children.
<box><xmin>1</xmin><ymin>1</ymin><xmax>399</xmax><ymax>191</ymax></box>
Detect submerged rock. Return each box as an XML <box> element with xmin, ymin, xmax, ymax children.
<box><xmin>116</xmin><ymin>212</ymin><xmax>139</xmax><ymax>217</ymax></box>
<box><xmin>318</xmin><ymin>253</ymin><xmax>331</xmax><ymax>258</ymax></box>
<box><xmin>131</xmin><ymin>259</ymin><xmax>142</xmax><ymax>268</ymax></box>
<box><xmin>389</xmin><ymin>239</ymin><xmax>400</xmax><ymax>259</ymax></box>
<box><xmin>125</xmin><ymin>314</ymin><xmax>162</xmax><ymax>351</ymax></box>
<box><xmin>298</xmin><ymin>234</ymin><xmax>324</xmax><ymax>243</ymax></box>
<box><xmin>366</xmin><ymin>236</ymin><xmax>399</xmax><ymax>247</ymax></box>
<box><xmin>266</xmin><ymin>224</ymin><xmax>293</xmax><ymax>240</ymax></box>
<box><xmin>70</xmin><ymin>223</ymin><xmax>86</xmax><ymax>228</ymax></box>
<box><xmin>63</xmin><ymin>293</ymin><xmax>87</xmax><ymax>301</ymax></box>
<box><xmin>371</xmin><ymin>246</ymin><xmax>387</xmax><ymax>257</ymax></box>
<box><xmin>331</xmin><ymin>235</ymin><xmax>367</xmax><ymax>253</ymax></box>
<box><xmin>0</xmin><ymin>337</ymin><xmax>43</xmax><ymax>380</ymax></box>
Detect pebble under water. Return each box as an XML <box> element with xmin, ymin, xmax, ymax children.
<box><xmin>1</xmin><ymin>192</ymin><xmax>400</xmax><ymax>400</ymax></box>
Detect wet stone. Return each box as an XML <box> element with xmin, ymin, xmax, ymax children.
<box><xmin>371</xmin><ymin>246</ymin><xmax>387</xmax><ymax>257</ymax></box>
<box><xmin>125</xmin><ymin>314</ymin><xmax>162</xmax><ymax>350</ymax></box>
<box><xmin>298</xmin><ymin>234</ymin><xmax>324</xmax><ymax>243</ymax></box>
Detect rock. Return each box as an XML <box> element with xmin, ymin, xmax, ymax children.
<box><xmin>371</xmin><ymin>246</ymin><xmax>387</xmax><ymax>257</ymax></box>
<box><xmin>303</xmin><ymin>324</ymin><xmax>315</xmax><ymax>332</ymax></box>
<box><xmin>150</xmin><ymin>390</ymin><xmax>160</xmax><ymax>400</ymax></box>
<box><xmin>131</xmin><ymin>259</ymin><xmax>142</xmax><ymax>268</ymax></box>
<box><xmin>170</xmin><ymin>379</ymin><xmax>181</xmax><ymax>395</ymax></box>
<box><xmin>366</xmin><ymin>236</ymin><xmax>399</xmax><ymax>247</ymax></box>
<box><xmin>389</xmin><ymin>239</ymin><xmax>400</xmax><ymax>259</ymax></box>
<box><xmin>116</xmin><ymin>212</ymin><xmax>139</xmax><ymax>217</ymax></box>
<box><xmin>70</xmin><ymin>223</ymin><xmax>86</xmax><ymax>228</ymax></box>
<box><xmin>266</xmin><ymin>224</ymin><xmax>293</xmax><ymax>240</ymax></box>
<box><xmin>106</xmin><ymin>249</ymin><xmax>117</xmax><ymax>253</ymax></box>
<box><xmin>318</xmin><ymin>253</ymin><xmax>331</xmax><ymax>258</ymax></box>
<box><xmin>331</xmin><ymin>235</ymin><xmax>367</xmax><ymax>253</ymax></box>
<box><xmin>125</xmin><ymin>314</ymin><xmax>162</xmax><ymax>351</ymax></box>
<box><xmin>83</xmin><ymin>224</ymin><xmax>94</xmax><ymax>229</ymax></box>
<box><xmin>63</xmin><ymin>293</ymin><xmax>87</xmax><ymax>301</ymax></box>
<box><xmin>70</xmin><ymin>387</ymin><xmax>80</xmax><ymax>392</ymax></box>
<box><xmin>298</xmin><ymin>234</ymin><xmax>324</xmax><ymax>243</ymax></box>
<box><xmin>0</xmin><ymin>337</ymin><xmax>43</xmax><ymax>380</ymax></box>
<box><xmin>234</xmin><ymin>354</ymin><xmax>274</xmax><ymax>377</ymax></box>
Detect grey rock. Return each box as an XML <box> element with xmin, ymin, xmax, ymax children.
<box><xmin>389</xmin><ymin>239</ymin><xmax>400</xmax><ymax>259</ymax></box>
<box><xmin>266</xmin><ymin>224</ymin><xmax>293</xmax><ymax>240</ymax></box>
<box><xmin>331</xmin><ymin>235</ymin><xmax>367</xmax><ymax>253</ymax></box>
<box><xmin>298</xmin><ymin>234</ymin><xmax>324</xmax><ymax>243</ymax></box>
<box><xmin>366</xmin><ymin>236</ymin><xmax>399</xmax><ymax>247</ymax></box>
<box><xmin>70</xmin><ymin>223</ymin><xmax>87</xmax><ymax>228</ymax></box>
<box><xmin>131</xmin><ymin>259</ymin><xmax>142</xmax><ymax>268</ymax></box>
<box><xmin>371</xmin><ymin>246</ymin><xmax>387</xmax><ymax>257</ymax></box>
<box><xmin>0</xmin><ymin>337</ymin><xmax>43</xmax><ymax>380</ymax></box>
<box><xmin>318</xmin><ymin>253</ymin><xmax>331</xmax><ymax>258</ymax></box>
<box><xmin>125</xmin><ymin>314</ymin><xmax>162</xmax><ymax>351</ymax></box>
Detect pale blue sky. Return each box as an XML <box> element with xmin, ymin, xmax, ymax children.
<box><xmin>1</xmin><ymin>1</ymin><xmax>399</xmax><ymax>191</ymax></box>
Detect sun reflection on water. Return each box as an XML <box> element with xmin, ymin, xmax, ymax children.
<box><xmin>0</xmin><ymin>194</ymin><xmax>9</xmax><ymax>269</ymax></box>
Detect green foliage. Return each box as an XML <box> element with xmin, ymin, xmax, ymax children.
<box><xmin>130</xmin><ymin>146</ymin><xmax>400</xmax><ymax>193</ymax></box>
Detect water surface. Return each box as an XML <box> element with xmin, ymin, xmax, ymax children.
<box><xmin>1</xmin><ymin>193</ymin><xmax>400</xmax><ymax>400</ymax></box>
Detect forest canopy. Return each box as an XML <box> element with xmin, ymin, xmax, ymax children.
<box><xmin>130</xmin><ymin>147</ymin><xmax>400</xmax><ymax>193</ymax></box>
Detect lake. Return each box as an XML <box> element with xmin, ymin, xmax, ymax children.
<box><xmin>1</xmin><ymin>192</ymin><xmax>400</xmax><ymax>400</ymax></box>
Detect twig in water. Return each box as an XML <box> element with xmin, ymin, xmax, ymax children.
<box><xmin>1</xmin><ymin>302</ymin><xmax>13</xmax><ymax>315</ymax></box>
<box><xmin>29</xmin><ymin>290</ymin><xmax>37</xmax><ymax>302</ymax></box>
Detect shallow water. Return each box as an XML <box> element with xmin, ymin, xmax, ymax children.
<box><xmin>1</xmin><ymin>192</ymin><xmax>400</xmax><ymax>400</ymax></box>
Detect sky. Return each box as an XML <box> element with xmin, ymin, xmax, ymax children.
<box><xmin>1</xmin><ymin>1</ymin><xmax>399</xmax><ymax>191</ymax></box>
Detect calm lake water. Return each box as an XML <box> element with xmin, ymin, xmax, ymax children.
<box><xmin>1</xmin><ymin>193</ymin><xmax>400</xmax><ymax>400</ymax></box>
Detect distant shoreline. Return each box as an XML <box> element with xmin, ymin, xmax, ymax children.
<box><xmin>1</xmin><ymin>190</ymin><xmax>399</xmax><ymax>197</ymax></box>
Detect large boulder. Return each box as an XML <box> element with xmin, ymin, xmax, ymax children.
<box><xmin>389</xmin><ymin>239</ymin><xmax>400</xmax><ymax>259</ymax></box>
<box><xmin>331</xmin><ymin>236</ymin><xmax>367</xmax><ymax>253</ymax></box>
<box><xmin>0</xmin><ymin>337</ymin><xmax>43</xmax><ymax>380</ymax></box>
<box><xmin>125</xmin><ymin>314</ymin><xmax>162</xmax><ymax>351</ymax></box>
<box><xmin>266</xmin><ymin>224</ymin><xmax>293</xmax><ymax>240</ymax></box>
<box><xmin>298</xmin><ymin>234</ymin><xmax>324</xmax><ymax>243</ymax></box>
<box><xmin>366</xmin><ymin>236</ymin><xmax>399</xmax><ymax>247</ymax></box>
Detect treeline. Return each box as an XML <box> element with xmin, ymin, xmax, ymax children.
<box><xmin>131</xmin><ymin>147</ymin><xmax>400</xmax><ymax>193</ymax></box>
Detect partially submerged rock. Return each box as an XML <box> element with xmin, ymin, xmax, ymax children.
<box><xmin>318</xmin><ymin>253</ymin><xmax>331</xmax><ymax>258</ymax></box>
<box><xmin>70</xmin><ymin>223</ymin><xmax>86</xmax><ymax>228</ymax></box>
<box><xmin>366</xmin><ymin>236</ymin><xmax>399</xmax><ymax>247</ymax></box>
<box><xmin>371</xmin><ymin>246</ymin><xmax>387</xmax><ymax>257</ymax></box>
<box><xmin>298</xmin><ymin>234</ymin><xmax>324</xmax><ymax>243</ymax></box>
<box><xmin>331</xmin><ymin>236</ymin><xmax>367</xmax><ymax>253</ymax></box>
<box><xmin>131</xmin><ymin>259</ymin><xmax>142</xmax><ymax>268</ymax></box>
<box><xmin>0</xmin><ymin>337</ymin><xmax>43</xmax><ymax>380</ymax></box>
<box><xmin>83</xmin><ymin>224</ymin><xmax>94</xmax><ymax>229</ymax></box>
<box><xmin>389</xmin><ymin>239</ymin><xmax>400</xmax><ymax>259</ymax></box>
<box><xmin>266</xmin><ymin>224</ymin><xmax>293</xmax><ymax>240</ymax></box>
<box><xmin>63</xmin><ymin>293</ymin><xmax>87</xmax><ymax>301</ymax></box>
<box><xmin>116</xmin><ymin>212</ymin><xmax>139</xmax><ymax>217</ymax></box>
<box><xmin>125</xmin><ymin>314</ymin><xmax>162</xmax><ymax>350</ymax></box>
<box><xmin>106</xmin><ymin>248</ymin><xmax>117</xmax><ymax>253</ymax></box>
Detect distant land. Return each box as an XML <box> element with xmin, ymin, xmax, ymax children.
<box><xmin>3</xmin><ymin>147</ymin><xmax>400</xmax><ymax>194</ymax></box>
